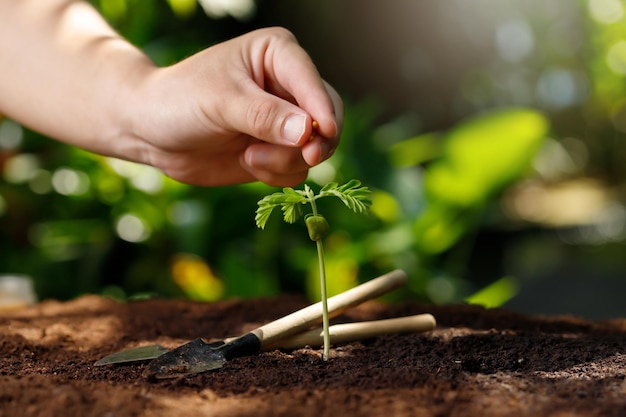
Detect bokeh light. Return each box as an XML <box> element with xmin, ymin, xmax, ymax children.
<box><xmin>115</xmin><ymin>214</ymin><xmax>150</xmax><ymax>243</ymax></box>
<box><xmin>51</xmin><ymin>168</ymin><xmax>90</xmax><ymax>196</ymax></box>
<box><xmin>495</xmin><ymin>18</ymin><xmax>535</xmax><ymax>63</ymax></box>
<box><xmin>588</xmin><ymin>0</ymin><xmax>624</xmax><ymax>24</ymax></box>
<box><xmin>606</xmin><ymin>40</ymin><xmax>626</xmax><ymax>75</ymax></box>
<box><xmin>3</xmin><ymin>154</ymin><xmax>39</xmax><ymax>183</ymax></box>
<box><xmin>0</xmin><ymin>119</ymin><xmax>23</xmax><ymax>150</ymax></box>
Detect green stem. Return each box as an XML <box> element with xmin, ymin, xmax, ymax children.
<box><xmin>308</xmin><ymin>190</ymin><xmax>330</xmax><ymax>361</ymax></box>
<box><xmin>315</xmin><ymin>239</ymin><xmax>330</xmax><ymax>360</ymax></box>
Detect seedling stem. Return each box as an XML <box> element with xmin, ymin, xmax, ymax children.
<box><xmin>255</xmin><ymin>180</ymin><xmax>371</xmax><ymax>360</ymax></box>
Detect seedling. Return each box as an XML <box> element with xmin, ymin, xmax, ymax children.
<box><xmin>255</xmin><ymin>179</ymin><xmax>371</xmax><ymax>360</ymax></box>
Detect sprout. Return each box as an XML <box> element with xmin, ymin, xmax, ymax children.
<box><xmin>255</xmin><ymin>179</ymin><xmax>371</xmax><ymax>360</ymax></box>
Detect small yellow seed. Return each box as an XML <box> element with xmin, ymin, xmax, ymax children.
<box><xmin>309</xmin><ymin>120</ymin><xmax>319</xmax><ymax>141</ymax></box>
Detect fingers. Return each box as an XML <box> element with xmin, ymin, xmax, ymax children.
<box><xmin>302</xmin><ymin>81</ymin><xmax>343</xmax><ymax>166</ymax></box>
<box><xmin>241</xmin><ymin>90</ymin><xmax>314</xmax><ymax>147</ymax></box>
<box><xmin>242</xmin><ymin>142</ymin><xmax>310</xmax><ymax>186</ymax></box>
<box><xmin>150</xmin><ymin>144</ymin><xmax>309</xmax><ymax>188</ymax></box>
<box><xmin>138</xmin><ymin>27</ymin><xmax>344</xmax><ymax>188</ymax></box>
<box><xmin>227</xmin><ymin>28</ymin><xmax>342</xmax><ymax>149</ymax></box>
<box><xmin>262</xmin><ymin>28</ymin><xmax>339</xmax><ymax>138</ymax></box>
<box><xmin>234</xmin><ymin>81</ymin><xmax>341</xmax><ymax>165</ymax></box>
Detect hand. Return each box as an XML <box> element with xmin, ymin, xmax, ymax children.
<box><xmin>125</xmin><ymin>27</ymin><xmax>343</xmax><ymax>187</ymax></box>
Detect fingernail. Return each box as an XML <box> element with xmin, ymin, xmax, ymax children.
<box><xmin>247</xmin><ymin>149</ymin><xmax>268</xmax><ymax>168</ymax></box>
<box><xmin>282</xmin><ymin>114</ymin><xmax>307</xmax><ymax>145</ymax></box>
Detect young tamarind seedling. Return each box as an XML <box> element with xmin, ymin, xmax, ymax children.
<box><xmin>255</xmin><ymin>179</ymin><xmax>371</xmax><ymax>360</ymax></box>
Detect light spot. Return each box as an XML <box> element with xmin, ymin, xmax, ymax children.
<box><xmin>0</xmin><ymin>119</ymin><xmax>23</xmax><ymax>150</ymax></box>
<box><xmin>588</xmin><ymin>0</ymin><xmax>624</xmax><ymax>24</ymax></box>
<box><xmin>606</xmin><ymin>40</ymin><xmax>626</xmax><ymax>75</ymax></box>
<box><xmin>198</xmin><ymin>0</ymin><xmax>256</xmax><ymax>20</ymax></box>
<box><xmin>116</xmin><ymin>214</ymin><xmax>150</xmax><ymax>243</ymax></box>
<box><xmin>495</xmin><ymin>18</ymin><xmax>534</xmax><ymax>63</ymax></box>
<box><xmin>3</xmin><ymin>154</ymin><xmax>39</xmax><ymax>183</ymax></box>
<box><xmin>130</xmin><ymin>165</ymin><xmax>164</xmax><ymax>194</ymax></box>
<box><xmin>536</xmin><ymin>68</ymin><xmax>588</xmax><ymax>110</ymax></box>
<box><xmin>51</xmin><ymin>168</ymin><xmax>90</xmax><ymax>196</ymax></box>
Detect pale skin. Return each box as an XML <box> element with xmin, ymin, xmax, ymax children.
<box><xmin>0</xmin><ymin>0</ymin><xmax>342</xmax><ymax>187</ymax></box>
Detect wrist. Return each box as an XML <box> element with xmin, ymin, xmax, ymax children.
<box><xmin>105</xmin><ymin>51</ymin><xmax>160</xmax><ymax>165</ymax></box>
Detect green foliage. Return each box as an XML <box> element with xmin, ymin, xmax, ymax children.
<box><xmin>255</xmin><ymin>181</ymin><xmax>371</xmax><ymax>229</ymax></box>
<box><xmin>411</xmin><ymin>108</ymin><xmax>549</xmax><ymax>255</ymax></box>
<box><xmin>255</xmin><ymin>180</ymin><xmax>371</xmax><ymax>360</ymax></box>
<box><xmin>2</xmin><ymin>1</ymin><xmax>622</xmax><ymax>314</ymax></box>
<box><xmin>423</xmin><ymin>108</ymin><xmax>549</xmax><ymax>208</ymax></box>
<box><xmin>465</xmin><ymin>277</ymin><xmax>519</xmax><ymax>309</ymax></box>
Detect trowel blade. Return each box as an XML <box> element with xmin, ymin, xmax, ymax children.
<box><xmin>94</xmin><ymin>344</ymin><xmax>170</xmax><ymax>366</ymax></box>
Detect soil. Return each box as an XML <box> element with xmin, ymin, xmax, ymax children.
<box><xmin>1</xmin><ymin>293</ymin><xmax>625</xmax><ymax>417</ymax></box>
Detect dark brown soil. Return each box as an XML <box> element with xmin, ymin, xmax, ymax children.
<box><xmin>1</xmin><ymin>294</ymin><xmax>625</xmax><ymax>417</ymax></box>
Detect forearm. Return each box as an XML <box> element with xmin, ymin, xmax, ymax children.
<box><xmin>0</xmin><ymin>2</ymin><xmax>341</xmax><ymax>187</ymax></box>
<box><xmin>0</xmin><ymin>0</ymin><xmax>154</xmax><ymax>158</ymax></box>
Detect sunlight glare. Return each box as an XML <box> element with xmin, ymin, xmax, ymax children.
<box><xmin>130</xmin><ymin>165</ymin><xmax>164</xmax><ymax>194</ymax></box>
<box><xmin>495</xmin><ymin>18</ymin><xmax>534</xmax><ymax>63</ymax></box>
<box><xmin>0</xmin><ymin>119</ymin><xmax>23</xmax><ymax>150</ymax></box>
<box><xmin>116</xmin><ymin>214</ymin><xmax>150</xmax><ymax>243</ymax></box>
<box><xmin>536</xmin><ymin>68</ymin><xmax>588</xmax><ymax>110</ymax></box>
<box><xmin>51</xmin><ymin>168</ymin><xmax>90</xmax><ymax>196</ymax></box>
<box><xmin>588</xmin><ymin>0</ymin><xmax>624</xmax><ymax>24</ymax></box>
<box><xmin>198</xmin><ymin>0</ymin><xmax>256</xmax><ymax>20</ymax></box>
<box><xmin>3</xmin><ymin>154</ymin><xmax>39</xmax><ymax>183</ymax></box>
<box><xmin>606</xmin><ymin>40</ymin><xmax>626</xmax><ymax>75</ymax></box>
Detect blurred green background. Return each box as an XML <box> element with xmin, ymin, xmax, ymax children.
<box><xmin>2</xmin><ymin>0</ymin><xmax>626</xmax><ymax>318</ymax></box>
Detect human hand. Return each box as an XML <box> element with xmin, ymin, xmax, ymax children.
<box><xmin>125</xmin><ymin>27</ymin><xmax>343</xmax><ymax>187</ymax></box>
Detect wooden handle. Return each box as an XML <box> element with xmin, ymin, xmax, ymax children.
<box><xmin>264</xmin><ymin>313</ymin><xmax>436</xmax><ymax>351</ymax></box>
<box><xmin>249</xmin><ymin>269</ymin><xmax>408</xmax><ymax>347</ymax></box>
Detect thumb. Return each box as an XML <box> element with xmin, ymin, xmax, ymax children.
<box><xmin>236</xmin><ymin>89</ymin><xmax>315</xmax><ymax>146</ymax></box>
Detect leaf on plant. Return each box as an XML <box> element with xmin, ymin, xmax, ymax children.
<box><xmin>320</xmin><ymin>182</ymin><xmax>339</xmax><ymax>192</ymax></box>
<box><xmin>255</xmin><ymin>189</ymin><xmax>307</xmax><ymax>229</ymax></box>
<box><xmin>282</xmin><ymin>202</ymin><xmax>303</xmax><ymax>224</ymax></box>
<box><xmin>255</xmin><ymin>201</ymin><xmax>278</xmax><ymax>229</ymax></box>
<box><xmin>322</xmin><ymin>179</ymin><xmax>372</xmax><ymax>214</ymax></box>
<box><xmin>256</xmin><ymin>179</ymin><xmax>372</xmax><ymax>229</ymax></box>
<box><xmin>336</xmin><ymin>179</ymin><xmax>362</xmax><ymax>193</ymax></box>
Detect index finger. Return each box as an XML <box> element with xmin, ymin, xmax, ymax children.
<box><xmin>261</xmin><ymin>28</ymin><xmax>340</xmax><ymax>138</ymax></box>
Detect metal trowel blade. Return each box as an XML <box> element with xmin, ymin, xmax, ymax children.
<box><xmin>94</xmin><ymin>344</ymin><xmax>170</xmax><ymax>366</ymax></box>
<box><xmin>144</xmin><ymin>334</ymin><xmax>261</xmax><ymax>379</ymax></box>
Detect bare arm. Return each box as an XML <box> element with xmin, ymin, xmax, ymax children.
<box><xmin>0</xmin><ymin>0</ymin><xmax>152</xmax><ymax>155</ymax></box>
<box><xmin>0</xmin><ymin>0</ymin><xmax>342</xmax><ymax>187</ymax></box>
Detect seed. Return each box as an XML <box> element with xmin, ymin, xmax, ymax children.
<box><xmin>309</xmin><ymin>120</ymin><xmax>319</xmax><ymax>141</ymax></box>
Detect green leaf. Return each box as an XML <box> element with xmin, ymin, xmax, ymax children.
<box><xmin>322</xmin><ymin>179</ymin><xmax>372</xmax><ymax>214</ymax></box>
<box><xmin>336</xmin><ymin>179</ymin><xmax>362</xmax><ymax>193</ymax></box>
<box><xmin>424</xmin><ymin>107</ymin><xmax>549</xmax><ymax>207</ymax></box>
<box><xmin>282</xmin><ymin>202</ymin><xmax>303</xmax><ymax>224</ymax></box>
<box><xmin>255</xmin><ymin>203</ymin><xmax>278</xmax><ymax>229</ymax></box>
<box><xmin>388</xmin><ymin>132</ymin><xmax>442</xmax><ymax>168</ymax></box>
<box><xmin>320</xmin><ymin>182</ymin><xmax>339</xmax><ymax>192</ymax></box>
<box><xmin>256</xmin><ymin>179</ymin><xmax>371</xmax><ymax>229</ymax></box>
<box><xmin>255</xmin><ymin>189</ymin><xmax>308</xmax><ymax>229</ymax></box>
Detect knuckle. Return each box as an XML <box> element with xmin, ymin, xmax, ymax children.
<box><xmin>247</xmin><ymin>99</ymin><xmax>280</xmax><ymax>139</ymax></box>
<box><xmin>261</xmin><ymin>26</ymin><xmax>296</xmax><ymax>43</ymax></box>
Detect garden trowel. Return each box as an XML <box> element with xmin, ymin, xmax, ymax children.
<box><xmin>95</xmin><ymin>313</ymin><xmax>436</xmax><ymax>365</ymax></box>
<box><xmin>96</xmin><ymin>270</ymin><xmax>412</xmax><ymax>368</ymax></box>
<box><xmin>144</xmin><ymin>269</ymin><xmax>427</xmax><ymax>379</ymax></box>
